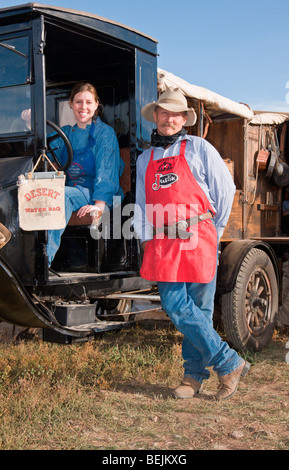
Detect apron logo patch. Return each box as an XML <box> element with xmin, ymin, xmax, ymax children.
<box><xmin>68</xmin><ymin>162</ymin><xmax>85</xmax><ymax>179</ymax></box>
<box><xmin>152</xmin><ymin>173</ymin><xmax>179</xmax><ymax>191</ymax></box>
<box><xmin>158</xmin><ymin>161</ymin><xmax>173</xmax><ymax>172</ymax></box>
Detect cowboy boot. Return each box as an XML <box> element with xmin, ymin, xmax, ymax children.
<box><xmin>172</xmin><ymin>377</ymin><xmax>202</xmax><ymax>399</ymax></box>
<box><xmin>215</xmin><ymin>360</ymin><xmax>251</xmax><ymax>400</ymax></box>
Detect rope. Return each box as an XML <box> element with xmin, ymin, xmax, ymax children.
<box><xmin>28</xmin><ymin>153</ymin><xmax>60</xmax><ymax>180</ymax></box>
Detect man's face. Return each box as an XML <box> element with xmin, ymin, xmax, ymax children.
<box><xmin>153</xmin><ymin>107</ymin><xmax>188</xmax><ymax>136</ymax></box>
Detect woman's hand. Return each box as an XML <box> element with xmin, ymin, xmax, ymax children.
<box><xmin>77</xmin><ymin>201</ymin><xmax>105</xmax><ymax>222</ymax></box>
<box><xmin>77</xmin><ymin>204</ymin><xmax>98</xmax><ymax>218</ymax></box>
<box><xmin>21</xmin><ymin>108</ymin><xmax>31</xmax><ymax>130</ymax></box>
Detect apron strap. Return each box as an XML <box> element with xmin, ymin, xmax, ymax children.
<box><xmin>88</xmin><ymin>119</ymin><xmax>96</xmax><ymax>147</ymax></box>
<box><xmin>179</xmin><ymin>139</ymin><xmax>187</xmax><ymax>156</ymax></box>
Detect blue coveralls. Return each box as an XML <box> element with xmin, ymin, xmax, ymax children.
<box><xmin>47</xmin><ymin>117</ymin><xmax>124</xmax><ymax>265</ymax></box>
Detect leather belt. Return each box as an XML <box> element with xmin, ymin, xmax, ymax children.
<box><xmin>153</xmin><ymin>211</ymin><xmax>214</xmax><ymax>239</ymax></box>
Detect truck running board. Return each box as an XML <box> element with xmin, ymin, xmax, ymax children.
<box><xmin>43</xmin><ymin>319</ymin><xmax>136</xmax><ymax>343</ymax></box>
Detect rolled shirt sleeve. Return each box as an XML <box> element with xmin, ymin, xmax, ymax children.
<box><xmin>194</xmin><ymin>137</ymin><xmax>236</xmax><ymax>238</ymax></box>
<box><xmin>134</xmin><ymin>152</ymin><xmax>154</xmax><ymax>242</ymax></box>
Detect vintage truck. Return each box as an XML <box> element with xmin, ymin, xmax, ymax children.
<box><xmin>0</xmin><ymin>3</ymin><xmax>288</xmax><ymax>350</ymax></box>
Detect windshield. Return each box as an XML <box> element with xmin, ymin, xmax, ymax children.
<box><xmin>0</xmin><ymin>34</ymin><xmax>32</xmax><ymax>135</ymax></box>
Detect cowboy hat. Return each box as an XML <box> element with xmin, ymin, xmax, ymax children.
<box><xmin>141</xmin><ymin>87</ymin><xmax>197</xmax><ymax>127</ymax></box>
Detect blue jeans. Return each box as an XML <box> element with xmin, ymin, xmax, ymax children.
<box><xmin>158</xmin><ymin>275</ymin><xmax>243</xmax><ymax>383</ymax></box>
<box><xmin>47</xmin><ymin>186</ymin><xmax>90</xmax><ymax>265</ymax></box>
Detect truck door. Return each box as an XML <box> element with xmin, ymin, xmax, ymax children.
<box><xmin>135</xmin><ymin>49</ymin><xmax>157</xmax><ymax>154</ymax></box>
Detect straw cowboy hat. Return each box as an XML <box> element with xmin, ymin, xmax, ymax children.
<box><xmin>141</xmin><ymin>87</ymin><xmax>197</xmax><ymax>127</ymax></box>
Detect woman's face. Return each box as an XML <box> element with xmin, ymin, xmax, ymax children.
<box><xmin>70</xmin><ymin>91</ymin><xmax>99</xmax><ymax>128</ymax></box>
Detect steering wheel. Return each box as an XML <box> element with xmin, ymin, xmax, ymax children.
<box><xmin>46</xmin><ymin>120</ymin><xmax>73</xmax><ymax>172</ymax></box>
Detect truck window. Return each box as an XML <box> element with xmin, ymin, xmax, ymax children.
<box><xmin>0</xmin><ymin>34</ymin><xmax>32</xmax><ymax>134</ymax></box>
<box><xmin>0</xmin><ymin>35</ymin><xmax>30</xmax><ymax>87</ymax></box>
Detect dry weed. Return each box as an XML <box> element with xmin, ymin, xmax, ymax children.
<box><xmin>0</xmin><ymin>321</ymin><xmax>288</xmax><ymax>450</ymax></box>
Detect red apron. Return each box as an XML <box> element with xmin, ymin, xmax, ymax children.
<box><xmin>140</xmin><ymin>139</ymin><xmax>217</xmax><ymax>283</ymax></box>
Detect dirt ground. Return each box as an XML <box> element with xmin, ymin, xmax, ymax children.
<box><xmin>1</xmin><ymin>310</ymin><xmax>289</xmax><ymax>450</ymax></box>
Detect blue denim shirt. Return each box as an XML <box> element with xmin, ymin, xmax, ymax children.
<box><xmin>48</xmin><ymin>117</ymin><xmax>124</xmax><ymax>207</ymax></box>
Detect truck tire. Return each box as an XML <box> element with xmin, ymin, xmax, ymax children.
<box><xmin>221</xmin><ymin>248</ymin><xmax>278</xmax><ymax>352</ymax></box>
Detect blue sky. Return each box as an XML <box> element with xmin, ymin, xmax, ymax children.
<box><xmin>2</xmin><ymin>0</ymin><xmax>289</xmax><ymax>112</ymax></box>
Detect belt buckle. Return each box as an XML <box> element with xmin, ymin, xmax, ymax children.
<box><xmin>168</xmin><ymin>220</ymin><xmax>190</xmax><ymax>239</ymax></box>
<box><xmin>176</xmin><ymin>220</ymin><xmax>189</xmax><ymax>231</ymax></box>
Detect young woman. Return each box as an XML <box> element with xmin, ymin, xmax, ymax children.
<box><xmin>46</xmin><ymin>82</ymin><xmax>124</xmax><ymax>266</ymax></box>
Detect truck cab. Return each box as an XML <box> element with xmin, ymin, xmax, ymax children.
<box><xmin>0</xmin><ymin>3</ymin><xmax>158</xmax><ymax>342</ymax></box>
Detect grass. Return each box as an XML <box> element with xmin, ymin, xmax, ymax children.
<box><xmin>0</xmin><ymin>320</ymin><xmax>288</xmax><ymax>450</ymax></box>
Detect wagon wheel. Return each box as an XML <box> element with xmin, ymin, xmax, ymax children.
<box><xmin>95</xmin><ymin>298</ymin><xmax>134</xmax><ymax>322</ymax></box>
<box><xmin>221</xmin><ymin>248</ymin><xmax>278</xmax><ymax>352</ymax></box>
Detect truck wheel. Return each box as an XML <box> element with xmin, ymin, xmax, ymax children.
<box><xmin>221</xmin><ymin>248</ymin><xmax>278</xmax><ymax>352</ymax></box>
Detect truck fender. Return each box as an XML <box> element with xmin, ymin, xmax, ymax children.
<box><xmin>216</xmin><ymin>239</ymin><xmax>279</xmax><ymax>294</ymax></box>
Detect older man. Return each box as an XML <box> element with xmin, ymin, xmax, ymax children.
<box><xmin>134</xmin><ymin>87</ymin><xmax>250</xmax><ymax>400</ymax></box>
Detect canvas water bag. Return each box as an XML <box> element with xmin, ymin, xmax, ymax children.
<box><xmin>17</xmin><ymin>154</ymin><xmax>66</xmax><ymax>231</ymax></box>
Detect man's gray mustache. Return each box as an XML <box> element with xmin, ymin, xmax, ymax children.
<box><xmin>161</xmin><ymin>123</ymin><xmax>175</xmax><ymax>128</ymax></box>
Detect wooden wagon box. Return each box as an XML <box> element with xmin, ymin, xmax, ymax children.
<box><xmin>206</xmin><ymin>118</ymin><xmax>282</xmax><ymax>241</ymax></box>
